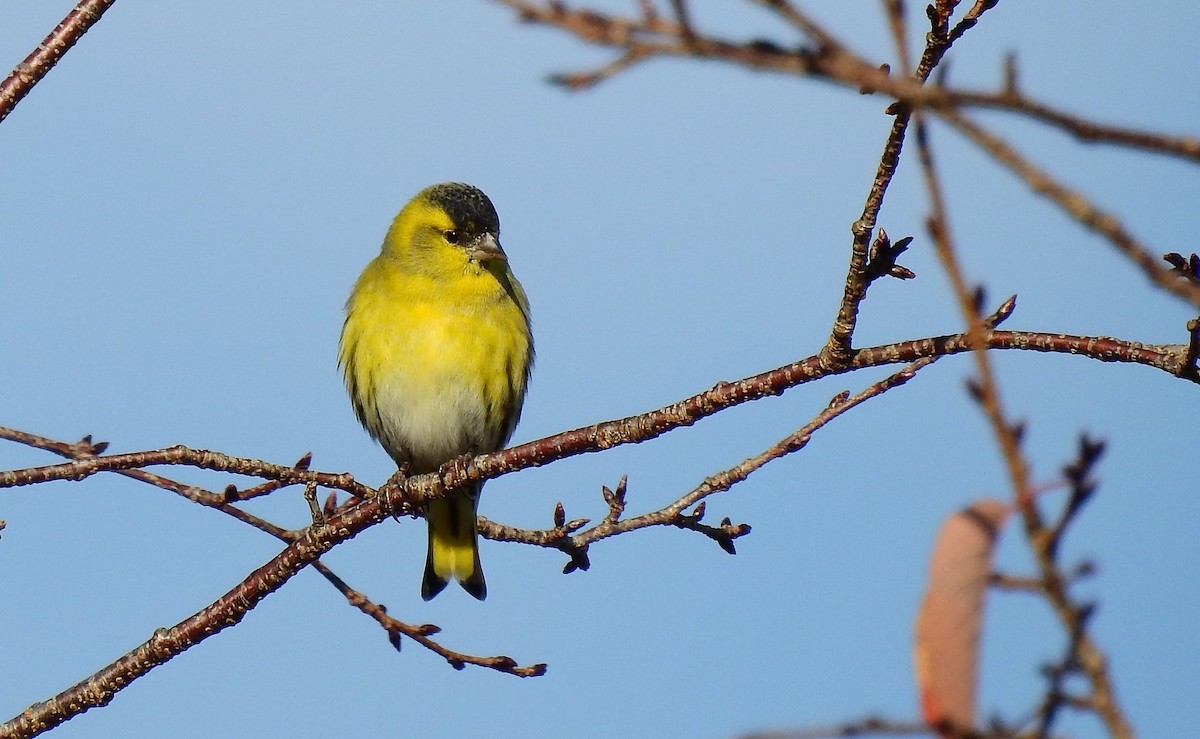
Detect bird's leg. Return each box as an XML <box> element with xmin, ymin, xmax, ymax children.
<box><xmin>383</xmin><ymin>462</ymin><xmax>411</xmax><ymax>521</ymax></box>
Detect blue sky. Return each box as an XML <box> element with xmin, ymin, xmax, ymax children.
<box><xmin>1</xmin><ymin>2</ymin><xmax>1197</xmax><ymax>737</ymax></box>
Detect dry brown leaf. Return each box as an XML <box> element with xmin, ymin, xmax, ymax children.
<box><xmin>914</xmin><ymin>498</ymin><xmax>1011</xmax><ymax>736</ymax></box>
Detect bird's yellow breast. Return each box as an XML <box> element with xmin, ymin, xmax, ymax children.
<box><xmin>340</xmin><ymin>254</ymin><xmax>532</xmax><ymax>472</ymax></box>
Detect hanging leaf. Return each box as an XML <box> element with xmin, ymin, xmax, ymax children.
<box><xmin>914</xmin><ymin>499</ymin><xmax>1011</xmax><ymax>736</ymax></box>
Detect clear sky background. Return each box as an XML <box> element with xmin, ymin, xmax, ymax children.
<box><xmin>1</xmin><ymin>2</ymin><xmax>1196</xmax><ymax>737</ymax></box>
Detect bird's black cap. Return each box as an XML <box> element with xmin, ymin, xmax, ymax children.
<box><xmin>424</xmin><ymin>182</ymin><xmax>500</xmax><ymax>235</ymax></box>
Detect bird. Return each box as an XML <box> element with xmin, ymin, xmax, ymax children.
<box><xmin>339</xmin><ymin>182</ymin><xmax>533</xmax><ymax>600</ymax></box>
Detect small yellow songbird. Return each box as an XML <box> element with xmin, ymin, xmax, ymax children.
<box><xmin>339</xmin><ymin>183</ymin><xmax>533</xmax><ymax>600</ymax></box>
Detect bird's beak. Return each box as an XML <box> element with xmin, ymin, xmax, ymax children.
<box><xmin>466</xmin><ymin>232</ymin><xmax>507</xmax><ymax>263</ymax></box>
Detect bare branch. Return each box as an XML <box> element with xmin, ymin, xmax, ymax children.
<box><xmin>0</xmin><ymin>496</ymin><xmax>380</xmax><ymax>738</ymax></box>
<box><xmin>937</xmin><ymin>108</ymin><xmax>1200</xmax><ymax>307</ymax></box>
<box><xmin>482</xmin><ymin>299</ymin><xmax>1020</xmax><ymax>567</ymax></box>
<box><xmin>3</xmin><ymin>3</ymin><xmax>1190</xmax><ymax>736</ymax></box>
<box><xmin>2</xmin><ymin>314</ymin><xmax>1179</xmax><ymax>735</ymax></box>
<box><xmin>549</xmin><ymin>47</ymin><xmax>651</xmax><ymax>90</ymax></box>
<box><xmin>913</xmin><ymin>113</ymin><xmax>1133</xmax><ymax>738</ymax></box>
<box><xmin>3</xmin><ymin>329</ymin><xmax>1192</xmax><ymax>499</ymax></box>
<box><xmin>748</xmin><ymin>0</ymin><xmax>843</xmax><ymax>51</ymax></box>
<box><xmin>0</xmin><ymin>427</ymin><xmax>295</xmax><ymax>538</ymax></box>
<box><xmin>309</xmin><ymin>562</ymin><xmax>546</xmax><ymax>677</ymax></box>
<box><xmin>0</xmin><ymin>484</ymin><xmax>536</xmax><ymax>738</ymax></box>
<box><xmin>493</xmin><ymin>1</ymin><xmax>1200</xmax><ymax>165</ymax></box>
<box><xmin>0</xmin><ymin>440</ymin><xmax>372</xmax><ymax>500</ymax></box>
<box><xmin>822</xmin><ymin>112</ymin><xmax>910</xmax><ymax>368</ymax></box>
<box><xmin>945</xmin><ymin>86</ymin><xmax>1200</xmax><ymax>162</ymax></box>
<box><xmin>0</xmin><ymin>427</ymin><xmax>543</xmax><ymax>688</ymax></box>
<box><xmin>0</xmin><ymin>0</ymin><xmax>118</xmax><ymax>125</ymax></box>
<box><xmin>740</xmin><ymin>715</ymin><xmax>931</xmax><ymax>738</ymax></box>
<box><xmin>881</xmin><ymin>0</ymin><xmax>912</xmax><ymax>76</ymax></box>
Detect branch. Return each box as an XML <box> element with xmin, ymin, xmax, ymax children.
<box><xmin>0</xmin><ymin>441</ymin><xmax>372</xmax><ymax>499</ymax></box>
<box><xmin>823</xmin><ymin>113</ymin><xmax>911</xmax><ymax>367</ymax></box>
<box><xmin>492</xmin><ymin>1</ymin><xmax>1200</xmax><ymax>166</ymax></box>
<box><xmin>937</xmin><ymin>108</ymin><xmax>1200</xmax><ymax>307</ymax></box>
<box><xmin>0</xmin><ymin>478</ymin><xmax>536</xmax><ymax>739</ymax></box>
<box><xmin>262</xmin><ymin>323</ymin><xmax>1200</xmax><ymax>501</ymax></box>
<box><xmin>309</xmin><ymin>562</ymin><xmax>546</xmax><ymax>677</ymax></box>
<box><xmin>914</xmin><ymin>116</ymin><xmax>1132</xmax><ymax>738</ymax></box>
<box><xmin>748</xmin><ymin>0</ymin><xmax>844</xmax><ymax>51</ymax></box>
<box><xmin>498</xmin><ymin>0</ymin><xmax>885</xmax><ymax>92</ymax></box>
<box><xmin>0</xmin><ymin>495</ymin><xmax>387</xmax><ymax>739</ymax></box>
<box><xmin>945</xmin><ymin>85</ymin><xmax>1200</xmax><ymax>163</ymax></box>
<box><xmin>0</xmin><ymin>427</ymin><xmax>296</xmax><ymax>538</ymax></box>
<box><xmin>0</xmin><ymin>0</ymin><xmax>118</xmax><ymax>125</ymax></box>
<box><xmin>1024</xmin><ymin>439</ymin><xmax>1131</xmax><ymax>739</ymax></box>
<box><xmin>483</xmin><ymin>347</ymin><xmax>964</xmax><ymax>564</ymax></box>
<box><xmin>500</xmin><ymin>4</ymin><xmax>1162</xmax><ymax>376</ymax></box>
<box><xmin>740</xmin><ymin>715</ymin><xmax>931</xmax><ymax>738</ymax></box>
<box><xmin>0</xmin><ymin>321</ymin><xmax>1187</xmax><ymax>735</ymax></box>
<box><xmin>0</xmin><ymin>427</ymin><xmax>543</xmax><ymax>681</ymax></box>
<box><xmin>881</xmin><ymin>0</ymin><xmax>913</xmax><ymax>76</ymax></box>
<box><xmin>5</xmin><ymin>329</ymin><xmax>1189</xmax><ymax>501</ymax></box>
<box><xmin>2</xmin><ymin>327</ymin><xmax>1192</xmax><ymax>500</ymax></box>
<box><xmin>548</xmin><ymin>47</ymin><xmax>651</xmax><ymax>90</ymax></box>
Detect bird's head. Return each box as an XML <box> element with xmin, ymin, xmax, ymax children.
<box><xmin>383</xmin><ymin>182</ymin><xmax>507</xmax><ymax>276</ymax></box>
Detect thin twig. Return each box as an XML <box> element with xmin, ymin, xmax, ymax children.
<box><xmin>0</xmin><ymin>428</ymin><xmax>293</xmax><ymax>537</ymax></box>
<box><xmin>549</xmin><ymin>47</ymin><xmax>651</xmax><ymax>90</ymax></box>
<box><xmin>945</xmin><ymin>0</ymin><xmax>1001</xmax><ymax>48</ymax></box>
<box><xmin>0</xmin><ymin>485</ymin><xmax>533</xmax><ymax>739</ymax></box>
<box><xmin>668</xmin><ymin>0</ymin><xmax>695</xmax><ymax>44</ymax></box>
<box><xmin>749</xmin><ymin>0</ymin><xmax>843</xmax><ymax>50</ymax></box>
<box><xmin>310</xmin><ymin>563</ymin><xmax>546</xmax><ymax>677</ymax></box>
<box><xmin>739</xmin><ymin>715</ymin><xmax>933</xmax><ymax>738</ymax></box>
<box><xmin>881</xmin><ymin>0</ymin><xmax>912</xmax><ymax>76</ymax></box>
<box><xmin>0</xmin><ymin>440</ymin><xmax>371</xmax><ymax>499</ymax></box>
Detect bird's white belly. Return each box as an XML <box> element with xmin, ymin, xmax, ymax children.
<box><xmin>371</xmin><ymin>364</ymin><xmax>494</xmax><ymax>472</ymax></box>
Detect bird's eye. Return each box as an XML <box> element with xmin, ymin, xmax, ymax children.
<box><xmin>443</xmin><ymin>229</ymin><xmax>460</xmax><ymax>244</ymax></box>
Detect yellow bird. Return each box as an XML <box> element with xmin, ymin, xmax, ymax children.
<box><xmin>339</xmin><ymin>183</ymin><xmax>533</xmax><ymax>600</ymax></box>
